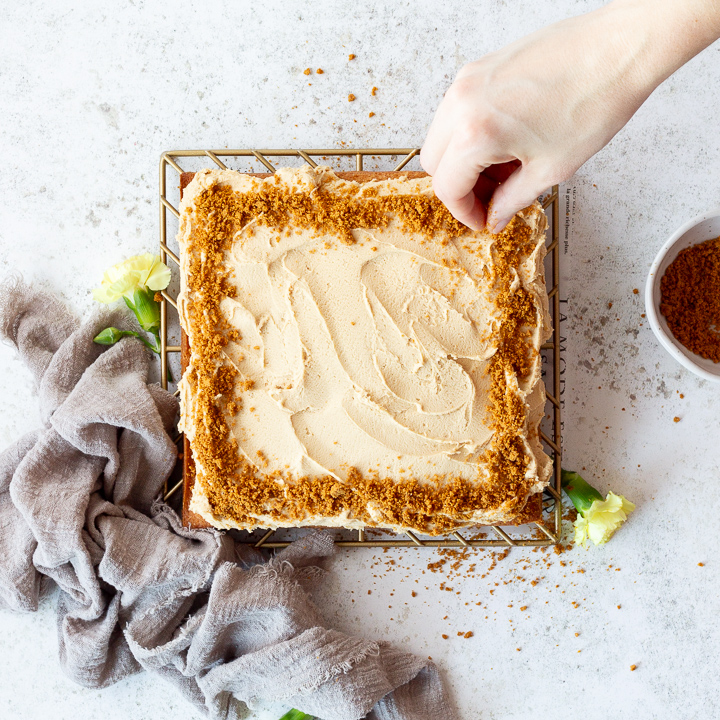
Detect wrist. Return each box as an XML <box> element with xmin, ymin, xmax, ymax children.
<box><xmin>606</xmin><ymin>0</ymin><xmax>720</xmax><ymax>92</ymax></box>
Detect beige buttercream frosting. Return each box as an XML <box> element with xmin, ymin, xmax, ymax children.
<box><xmin>177</xmin><ymin>166</ymin><xmax>552</xmax><ymax>533</ymax></box>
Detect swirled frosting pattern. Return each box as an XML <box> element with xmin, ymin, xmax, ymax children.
<box><xmin>178</xmin><ymin>167</ymin><xmax>551</xmax><ymax>531</ymax></box>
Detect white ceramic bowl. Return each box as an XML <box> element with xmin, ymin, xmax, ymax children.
<box><xmin>645</xmin><ymin>208</ymin><xmax>720</xmax><ymax>382</ymax></box>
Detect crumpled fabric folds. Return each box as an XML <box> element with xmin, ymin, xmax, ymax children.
<box><xmin>0</xmin><ymin>278</ymin><xmax>457</xmax><ymax>720</ymax></box>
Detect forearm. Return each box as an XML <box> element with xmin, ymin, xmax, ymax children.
<box><xmin>422</xmin><ymin>0</ymin><xmax>720</xmax><ymax>231</ymax></box>
<box><xmin>609</xmin><ymin>0</ymin><xmax>720</xmax><ymax>94</ymax></box>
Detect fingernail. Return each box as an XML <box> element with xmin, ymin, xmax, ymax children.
<box><xmin>489</xmin><ymin>216</ymin><xmax>510</xmax><ymax>234</ymax></box>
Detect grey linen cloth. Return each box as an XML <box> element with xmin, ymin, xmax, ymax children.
<box><xmin>0</xmin><ymin>278</ymin><xmax>457</xmax><ymax>720</ymax></box>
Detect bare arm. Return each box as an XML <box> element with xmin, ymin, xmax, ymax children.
<box><xmin>421</xmin><ymin>0</ymin><xmax>720</xmax><ymax>232</ymax></box>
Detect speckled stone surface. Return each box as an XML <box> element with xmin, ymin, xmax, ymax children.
<box><xmin>2</xmin><ymin>1</ymin><xmax>720</xmax><ymax>719</ymax></box>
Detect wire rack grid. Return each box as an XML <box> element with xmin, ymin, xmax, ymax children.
<box><xmin>158</xmin><ymin>148</ymin><xmax>563</xmax><ymax>549</ymax></box>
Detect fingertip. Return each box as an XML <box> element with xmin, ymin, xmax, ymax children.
<box><xmin>487</xmin><ymin>213</ymin><xmax>512</xmax><ymax>234</ymax></box>
<box><xmin>465</xmin><ymin>196</ymin><xmax>487</xmax><ymax>232</ymax></box>
<box><xmin>438</xmin><ymin>190</ymin><xmax>486</xmax><ymax>231</ymax></box>
<box><xmin>487</xmin><ymin>202</ymin><xmax>515</xmax><ymax>235</ymax></box>
<box><xmin>486</xmin><ymin>187</ymin><xmax>519</xmax><ymax>233</ymax></box>
<box><xmin>487</xmin><ymin>162</ymin><xmax>544</xmax><ymax>233</ymax></box>
<box><xmin>419</xmin><ymin>146</ymin><xmax>431</xmax><ymax>173</ymax></box>
<box><xmin>486</xmin><ymin>196</ymin><xmax>513</xmax><ymax>233</ymax></box>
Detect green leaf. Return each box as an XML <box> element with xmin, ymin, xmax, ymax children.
<box><xmin>93</xmin><ymin>327</ymin><xmax>159</xmax><ymax>354</ymax></box>
<box><xmin>94</xmin><ymin>327</ymin><xmax>140</xmax><ymax>345</ymax></box>
<box><xmin>561</xmin><ymin>469</ymin><xmax>605</xmax><ymax>517</ymax></box>
<box><xmin>277</xmin><ymin>710</ymin><xmax>314</xmax><ymax>720</ymax></box>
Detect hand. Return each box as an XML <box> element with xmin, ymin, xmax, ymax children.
<box><xmin>421</xmin><ymin>0</ymin><xmax>720</xmax><ymax>232</ymax></box>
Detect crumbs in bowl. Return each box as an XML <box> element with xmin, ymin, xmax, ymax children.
<box><xmin>659</xmin><ymin>235</ymin><xmax>720</xmax><ymax>362</ymax></box>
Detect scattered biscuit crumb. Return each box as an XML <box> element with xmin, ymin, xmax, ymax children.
<box><xmin>630</xmin><ymin>664</ymin><xmax>637</xmax><ymax>671</ymax></box>
<box><xmin>673</xmin><ymin>416</ymin><xmax>680</xmax><ymax>423</ymax></box>
<box><xmin>411</xmin><ymin>591</ymin><xmax>417</xmax><ymax>597</ymax></box>
<box><xmin>316</xmin><ymin>68</ymin><xmax>324</xmax><ymax>74</ymax></box>
<box><xmin>607</xmin><ymin>301</ymin><xmax>613</xmax><ymax>308</ymax></box>
<box><xmin>574</xmin><ymin>632</ymin><xmax>580</xmax><ymax>637</ymax></box>
<box><xmin>464</xmin><ymin>631</ymin><xmax>473</xmax><ymax>639</ymax></box>
<box><xmin>617</xmin><ymin>605</ymin><xmax>622</xmax><ymax>609</ymax></box>
<box><xmin>633</xmin><ymin>288</ymin><xmax>639</xmax><ymax>294</ymax></box>
<box><xmin>442</xmin><ymin>634</ymin><xmax>449</xmax><ymax>640</ymax></box>
<box><xmin>371</xmin><ymin>86</ymin><xmax>378</xmax><ymax>96</ymax></box>
<box><xmin>348</xmin><ymin>93</ymin><xmax>356</xmax><ymax>102</ymax></box>
<box><xmin>348</xmin><ymin>53</ymin><xmax>356</xmax><ymax>60</ymax></box>
<box><xmin>303</xmin><ymin>68</ymin><xmax>311</xmax><ymax>75</ymax></box>
<box><xmin>369</xmin><ymin>111</ymin><xmax>375</xmax><ymax>117</ymax></box>
<box><xmin>679</xmin><ymin>393</ymin><xmax>684</xmax><ymax>398</ymax></box>
<box><xmin>698</xmin><ymin>562</ymin><xmax>705</xmax><ymax>567</ymax></box>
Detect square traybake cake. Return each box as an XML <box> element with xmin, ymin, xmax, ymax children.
<box><xmin>177</xmin><ymin>165</ymin><xmax>552</xmax><ymax>535</ymax></box>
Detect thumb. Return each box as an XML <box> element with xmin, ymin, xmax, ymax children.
<box><xmin>486</xmin><ymin>162</ymin><xmax>547</xmax><ymax>233</ymax></box>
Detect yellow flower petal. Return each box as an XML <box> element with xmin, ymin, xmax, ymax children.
<box><xmin>92</xmin><ymin>253</ymin><xmax>170</xmax><ymax>304</ymax></box>
<box><xmin>144</xmin><ymin>256</ymin><xmax>171</xmax><ymax>291</ymax></box>
<box><xmin>616</xmin><ymin>493</ymin><xmax>636</xmax><ymax>514</ymax></box>
<box><xmin>582</xmin><ymin>492</ymin><xmax>635</xmax><ymax>546</ymax></box>
<box><xmin>573</xmin><ymin>516</ymin><xmax>590</xmax><ymax>549</ymax></box>
<box><xmin>108</xmin><ymin>273</ymin><xmax>141</xmax><ymax>301</ymax></box>
<box><xmin>92</xmin><ymin>285</ymin><xmax>119</xmax><ymax>303</ymax></box>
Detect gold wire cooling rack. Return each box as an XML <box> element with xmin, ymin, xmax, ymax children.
<box><xmin>158</xmin><ymin>148</ymin><xmax>563</xmax><ymax>548</ymax></box>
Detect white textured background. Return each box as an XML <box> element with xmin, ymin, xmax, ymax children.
<box><xmin>1</xmin><ymin>1</ymin><xmax>720</xmax><ymax>718</ymax></box>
